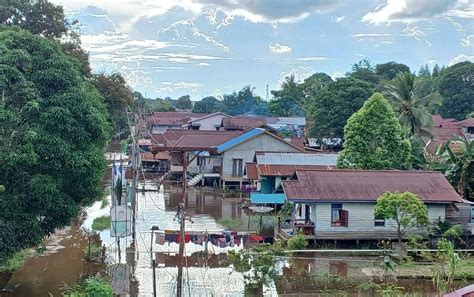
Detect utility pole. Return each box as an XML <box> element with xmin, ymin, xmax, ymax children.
<box><xmin>131</xmin><ymin>112</ymin><xmax>139</xmax><ymax>248</ymax></box>
<box><xmin>176</xmin><ymin>202</ymin><xmax>185</xmax><ymax>297</ymax></box>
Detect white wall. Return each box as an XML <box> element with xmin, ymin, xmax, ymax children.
<box><xmin>221</xmin><ymin>133</ymin><xmax>300</xmax><ymax>179</ymax></box>
<box><xmin>191</xmin><ymin>114</ymin><xmax>229</xmax><ymax>131</ymax></box>
<box><xmin>187</xmin><ymin>155</ymin><xmax>222</xmax><ymax>175</ymax></box>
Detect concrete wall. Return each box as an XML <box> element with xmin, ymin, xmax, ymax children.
<box><xmin>221</xmin><ymin>133</ymin><xmax>300</xmax><ymax>180</ymax></box>
<box><xmin>187</xmin><ymin>155</ymin><xmax>222</xmax><ymax>175</ymax></box>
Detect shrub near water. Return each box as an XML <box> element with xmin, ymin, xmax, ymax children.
<box><xmin>0</xmin><ymin>249</ymin><xmax>28</xmax><ymax>273</ymax></box>
<box><xmin>287</xmin><ymin>234</ymin><xmax>308</xmax><ymax>250</ymax></box>
<box><xmin>61</xmin><ymin>276</ymin><xmax>113</xmax><ymax>297</ymax></box>
<box><xmin>92</xmin><ymin>216</ymin><xmax>111</xmax><ymax>231</ymax></box>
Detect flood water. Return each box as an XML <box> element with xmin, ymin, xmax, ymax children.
<box><xmin>1</xmin><ymin>184</ymin><xmax>470</xmax><ymax>296</ymax></box>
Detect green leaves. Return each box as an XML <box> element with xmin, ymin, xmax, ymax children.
<box><xmin>337</xmin><ymin>92</ymin><xmax>411</xmax><ymax>169</ymax></box>
<box><xmin>375</xmin><ymin>191</ymin><xmax>429</xmax><ymax>242</ymax></box>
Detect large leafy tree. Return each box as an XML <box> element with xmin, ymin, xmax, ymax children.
<box><xmin>375</xmin><ymin>192</ymin><xmax>429</xmax><ymax>243</ymax></box>
<box><xmin>92</xmin><ymin>73</ymin><xmax>133</xmax><ymax>135</ymax></box>
<box><xmin>437</xmin><ymin>61</ymin><xmax>474</xmax><ymax>120</ymax></box>
<box><xmin>337</xmin><ymin>93</ymin><xmax>411</xmax><ymax>169</ymax></box>
<box><xmin>385</xmin><ymin>72</ymin><xmax>440</xmax><ymax>139</ymax></box>
<box><xmin>269</xmin><ymin>75</ymin><xmax>305</xmax><ymax>116</ymax></box>
<box><xmin>0</xmin><ymin>27</ymin><xmax>109</xmax><ymax>262</ymax></box>
<box><xmin>347</xmin><ymin>59</ymin><xmax>379</xmax><ymax>84</ymax></box>
<box><xmin>192</xmin><ymin>96</ymin><xmax>225</xmax><ymax>113</ymax></box>
<box><xmin>223</xmin><ymin>85</ymin><xmax>267</xmax><ymax>116</ymax></box>
<box><xmin>308</xmin><ymin>78</ymin><xmax>375</xmax><ymax>139</ymax></box>
<box><xmin>376</xmin><ymin>62</ymin><xmax>410</xmax><ymax>81</ymax></box>
<box><xmin>175</xmin><ymin>95</ymin><xmax>192</xmax><ymax>110</ymax></box>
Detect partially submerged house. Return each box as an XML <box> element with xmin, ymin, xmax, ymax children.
<box><xmin>245</xmin><ymin>152</ymin><xmax>338</xmax><ymax>203</ymax></box>
<box><xmin>280</xmin><ymin>170</ymin><xmax>465</xmax><ymax>240</ymax></box>
<box><xmin>151</xmin><ymin>128</ymin><xmax>303</xmax><ymax>187</ymax></box>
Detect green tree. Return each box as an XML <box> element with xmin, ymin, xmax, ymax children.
<box><xmin>418</xmin><ymin>64</ymin><xmax>431</xmax><ymax>77</ymax></box>
<box><xmin>269</xmin><ymin>75</ymin><xmax>305</xmax><ymax>116</ymax></box>
<box><xmin>0</xmin><ymin>0</ymin><xmax>75</xmax><ymax>39</ymax></box>
<box><xmin>0</xmin><ymin>27</ymin><xmax>109</xmax><ymax>262</ymax></box>
<box><xmin>175</xmin><ymin>95</ymin><xmax>192</xmax><ymax>110</ymax></box>
<box><xmin>92</xmin><ymin>73</ymin><xmax>133</xmax><ymax>136</ymax></box>
<box><xmin>308</xmin><ymin>78</ymin><xmax>375</xmax><ymax>139</ymax></box>
<box><xmin>432</xmin><ymin>64</ymin><xmax>441</xmax><ymax>77</ymax></box>
<box><xmin>437</xmin><ymin>61</ymin><xmax>474</xmax><ymax>120</ymax></box>
<box><xmin>347</xmin><ymin>59</ymin><xmax>379</xmax><ymax>84</ymax></box>
<box><xmin>337</xmin><ymin>93</ymin><xmax>411</xmax><ymax>169</ymax></box>
<box><xmin>192</xmin><ymin>96</ymin><xmax>225</xmax><ymax>113</ymax></box>
<box><xmin>435</xmin><ymin>135</ymin><xmax>474</xmax><ymax>199</ymax></box>
<box><xmin>375</xmin><ymin>192</ymin><xmax>429</xmax><ymax>243</ymax></box>
<box><xmin>375</xmin><ymin>62</ymin><xmax>410</xmax><ymax>81</ymax></box>
<box><xmin>223</xmin><ymin>85</ymin><xmax>265</xmax><ymax>116</ymax></box>
<box><xmin>385</xmin><ymin>72</ymin><xmax>440</xmax><ymax>139</ymax></box>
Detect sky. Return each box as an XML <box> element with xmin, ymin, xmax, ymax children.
<box><xmin>52</xmin><ymin>0</ymin><xmax>474</xmax><ymax>100</ymax></box>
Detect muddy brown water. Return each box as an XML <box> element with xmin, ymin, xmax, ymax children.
<box><xmin>1</xmin><ymin>184</ymin><xmax>471</xmax><ymax>296</ymax></box>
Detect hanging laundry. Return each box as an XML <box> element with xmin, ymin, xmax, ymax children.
<box><xmin>155</xmin><ymin>234</ymin><xmax>166</xmax><ymax>245</ymax></box>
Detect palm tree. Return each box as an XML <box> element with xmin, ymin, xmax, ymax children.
<box><xmin>385</xmin><ymin>72</ymin><xmax>441</xmax><ymax>140</ymax></box>
<box><xmin>434</xmin><ymin>135</ymin><xmax>474</xmax><ymax>199</ymax></box>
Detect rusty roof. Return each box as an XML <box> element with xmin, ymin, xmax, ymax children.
<box><xmin>221</xmin><ymin>117</ymin><xmax>267</xmax><ymax>130</ymax></box>
<box><xmin>145</xmin><ymin>112</ymin><xmax>210</xmax><ymax>126</ymax></box>
<box><xmin>141</xmin><ymin>152</ymin><xmax>170</xmax><ymax>161</ymax></box>
<box><xmin>282</xmin><ymin>170</ymin><xmax>461</xmax><ymax>203</ymax></box>
<box><xmin>245</xmin><ymin>162</ymin><xmax>258</xmax><ymax>180</ymax></box>
<box><xmin>258</xmin><ymin>164</ymin><xmax>332</xmax><ymax>177</ymax></box>
<box><xmin>151</xmin><ymin>129</ymin><xmax>243</xmax><ymax>151</ymax></box>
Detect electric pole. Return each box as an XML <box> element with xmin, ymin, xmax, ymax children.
<box><xmin>131</xmin><ymin>112</ymin><xmax>139</xmax><ymax>248</ymax></box>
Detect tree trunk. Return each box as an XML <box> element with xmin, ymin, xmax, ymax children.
<box><xmin>397</xmin><ymin>224</ymin><xmax>402</xmax><ymax>243</ymax></box>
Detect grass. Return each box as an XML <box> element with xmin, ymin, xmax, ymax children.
<box><xmin>91</xmin><ymin>215</ymin><xmax>111</xmax><ymax>231</ymax></box>
<box><xmin>100</xmin><ymin>196</ymin><xmax>109</xmax><ymax>209</ymax></box>
<box><xmin>61</xmin><ymin>276</ymin><xmax>113</xmax><ymax>296</ymax></box>
<box><xmin>217</xmin><ymin>218</ymin><xmax>241</xmax><ymax>229</ymax></box>
<box><xmin>0</xmin><ymin>249</ymin><xmax>29</xmax><ymax>273</ymax></box>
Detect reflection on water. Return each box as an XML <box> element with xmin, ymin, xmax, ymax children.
<box><xmin>1</xmin><ymin>184</ymin><xmax>466</xmax><ymax>297</ymax></box>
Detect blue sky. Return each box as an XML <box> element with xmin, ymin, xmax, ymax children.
<box><xmin>52</xmin><ymin>0</ymin><xmax>474</xmax><ymax>100</ymax></box>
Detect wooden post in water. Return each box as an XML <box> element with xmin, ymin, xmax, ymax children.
<box><xmin>177</xmin><ymin>202</ymin><xmax>185</xmax><ymax>297</ymax></box>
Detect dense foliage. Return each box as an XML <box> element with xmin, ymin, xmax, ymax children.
<box><xmin>223</xmin><ymin>85</ymin><xmax>269</xmax><ymax>116</ymax></box>
<box><xmin>437</xmin><ymin>61</ymin><xmax>474</xmax><ymax>120</ymax></box>
<box><xmin>375</xmin><ymin>192</ymin><xmax>429</xmax><ymax>243</ymax></box>
<box><xmin>192</xmin><ymin>96</ymin><xmax>225</xmax><ymax>113</ymax></box>
<box><xmin>337</xmin><ymin>93</ymin><xmax>411</xmax><ymax>169</ymax></box>
<box><xmin>0</xmin><ymin>27</ymin><xmax>109</xmax><ymax>262</ymax></box>
<box><xmin>92</xmin><ymin>73</ymin><xmax>133</xmax><ymax>136</ymax></box>
<box><xmin>175</xmin><ymin>95</ymin><xmax>192</xmax><ymax>110</ymax></box>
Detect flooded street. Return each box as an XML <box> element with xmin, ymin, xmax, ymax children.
<box><xmin>0</xmin><ymin>183</ymin><xmax>465</xmax><ymax>296</ymax></box>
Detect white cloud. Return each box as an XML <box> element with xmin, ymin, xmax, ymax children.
<box><xmin>335</xmin><ymin>15</ymin><xmax>345</xmax><ymax>22</ymax></box>
<box><xmin>269</xmin><ymin>42</ymin><xmax>292</xmax><ymax>54</ymax></box>
<box><xmin>449</xmin><ymin>54</ymin><xmax>474</xmax><ymax>66</ymax></box>
<box><xmin>194</xmin><ymin>0</ymin><xmax>342</xmax><ymax>23</ymax></box>
<box><xmin>351</xmin><ymin>33</ymin><xmax>392</xmax><ymax>38</ymax></box>
<box><xmin>362</xmin><ymin>0</ymin><xmax>472</xmax><ymax>24</ymax></box>
<box><xmin>402</xmin><ymin>24</ymin><xmax>432</xmax><ymax>47</ymax></box>
<box><xmin>460</xmin><ymin>35</ymin><xmax>474</xmax><ymax>47</ymax></box>
<box><xmin>277</xmin><ymin>66</ymin><xmax>314</xmax><ymax>88</ymax></box>
<box><xmin>296</xmin><ymin>56</ymin><xmax>330</xmax><ymax>61</ymax></box>
<box><xmin>198</xmin><ymin>62</ymin><xmax>210</xmax><ymax>66</ymax></box>
<box><xmin>158</xmin><ymin>81</ymin><xmax>202</xmax><ymax>92</ymax></box>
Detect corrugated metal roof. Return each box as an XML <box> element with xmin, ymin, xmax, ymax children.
<box><xmin>256</xmin><ymin>152</ymin><xmax>338</xmax><ymax>165</ymax></box>
<box><xmin>221</xmin><ymin>117</ymin><xmax>267</xmax><ymax>130</ymax></box>
<box><xmin>258</xmin><ymin>164</ymin><xmax>332</xmax><ymax>176</ymax></box>
<box><xmin>216</xmin><ymin>128</ymin><xmax>266</xmax><ymax>152</ymax></box>
<box><xmin>275</xmin><ymin>117</ymin><xmax>306</xmax><ymax>126</ymax></box>
<box><xmin>282</xmin><ymin>170</ymin><xmax>461</xmax><ymax>203</ymax></box>
<box><xmin>250</xmin><ymin>193</ymin><xmax>286</xmax><ymax>204</ymax></box>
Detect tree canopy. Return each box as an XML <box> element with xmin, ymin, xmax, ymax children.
<box><xmin>437</xmin><ymin>61</ymin><xmax>474</xmax><ymax>120</ymax></box>
<box><xmin>375</xmin><ymin>191</ymin><xmax>429</xmax><ymax>243</ymax></box>
<box><xmin>192</xmin><ymin>96</ymin><xmax>225</xmax><ymax>113</ymax></box>
<box><xmin>175</xmin><ymin>95</ymin><xmax>192</xmax><ymax>110</ymax></box>
<box><xmin>269</xmin><ymin>75</ymin><xmax>305</xmax><ymax>116</ymax></box>
<box><xmin>337</xmin><ymin>92</ymin><xmax>411</xmax><ymax>169</ymax></box>
<box><xmin>92</xmin><ymin>73</ymin><xmax>133</xmax><ymax>136</ymax></box>
<box><xmin>376</xmin><ymin>62</ymin><xmax>410</xmax><ymax>81</ymax></box>
<box><xmin>0</xmin><ymin>27</ymin><xmax>109</xmax><ymax>262</ymax></box>
<box><xmin>223</xmin><ymin>85</ymin><xmax>268</xmax><ymax>116</ymax></box>
<box><xmin>309</xmin><ymin>77</ymin><xmax>375</xmax><ymax>138</ymax></box>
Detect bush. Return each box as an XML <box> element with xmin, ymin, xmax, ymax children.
<box><xmin>217</xmin><ymin>218</ymin><xmax>240</xmax><ymax>229</ymax></box>
<box><xmin>61</xmin><ymin>276</ymin><xmax>113</xmax><ymax>297</ymax></box>
<box><xmin>0</xmin><ymin>249</ymin><xmax>28</xmax><ymax>273</ymax></box>
<box><xmin>92</xmin><ymin>216</ymin><xmax>111</xmax><ymax>231</ymax></box>
<box><xmin>287</xmin><ymin>234</ymin><xmax>308</xmax><ymax>250</ymax></box>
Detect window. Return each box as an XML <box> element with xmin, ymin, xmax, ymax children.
<box><xmin>232</xmin><ymin>159</ymin><xmax>243</xmax><ymax>176</ymax></box>
<box><xmin>197</xmin><ymin>157</ymin><xmax>206</xmax><ymax>166</ymax></box>
<box><xmin>471</xmin><ymin>207</ymin><xmax>474</xmax><ymax>223</ymax></box>
<box><xmin>331</xmin><ymin>204</ymin><xmax>348</xmax><ymax>227</ymax></box>
<box><xmin>374</xmin><ymin>215</ymin><xmax>385</xmax><ymax>227</ymax></box>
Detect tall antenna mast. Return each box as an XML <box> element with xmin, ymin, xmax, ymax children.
<box><xmin>265</xmin><ymin>84</ymin><xmax>269</xmax><ymax>101</ymax></box>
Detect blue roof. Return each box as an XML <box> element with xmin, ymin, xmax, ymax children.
<box><xmin>250</xmin><ymin>193</ymin><xmax>286</xmax><ymax>204</ymax></box>
<box><xmin>216</xmin><ymin>128</ymin><xmax>266</xmax><ymax>153</ymax></box>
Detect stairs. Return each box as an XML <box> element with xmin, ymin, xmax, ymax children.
<box><xmin>187</xmin><ymin>174</ymin><xmax>203</xmax><ymax>187</ymax></box>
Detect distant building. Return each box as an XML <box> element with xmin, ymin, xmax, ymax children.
<box><xmin>145</xmin><ymin>112</ymin><xmax>209</xmax><ymax>134</ymax></box>
<box><xmin>184</xmin><ymin>112</ymin><xmax>232</xmax><ymax>131</ymax></box>
<box><xmin>426</xmin><ymin>115</ymin><xmax>473</xmax><ymax>155</ymax></box>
